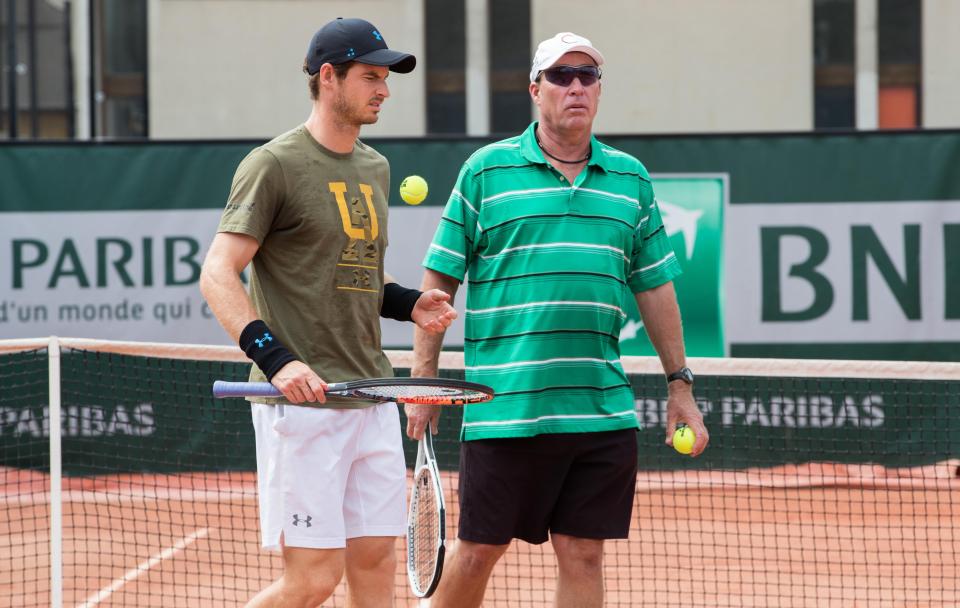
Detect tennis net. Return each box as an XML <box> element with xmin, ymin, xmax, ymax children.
<box><xmin>1</xmin><ymin>337</ymin><xmax>958</xmax><ymax>607</ymax></box>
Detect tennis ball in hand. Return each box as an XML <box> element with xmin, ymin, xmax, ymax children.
<box><xmin>673</xmin><ymin>426</ymin><xmax>696</xmax><ymax>455</ymax></box>
<box><xmin>400</xmin><ymin>175</ymin><xmax>428</xmax><ymax>205</ymax></box>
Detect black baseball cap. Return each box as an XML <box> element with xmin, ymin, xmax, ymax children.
<box><xmin>305</xmin><ymin>18</ymin><xmax>416</xmax><ymax>75</ymax></box>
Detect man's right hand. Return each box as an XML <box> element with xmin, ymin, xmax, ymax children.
<box><xmin>270</xmin><ymin>361</ymin><xmax>328</xmax><ymax>404</ymax></box>
<box><xmin>406</xmin><ymin>363</ymin><xmax>441</xmax><ymax>439</ymax></box>
<box><xmin>405</xmin><ymin>402</ymin><xmax>441</xmax><ymax>440</ymax></box>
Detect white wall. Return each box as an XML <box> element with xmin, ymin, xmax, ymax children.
<box><xmin>531</xmin><ymin>0</ymin><xmax>813</xmax><ymax>134</ymax></box>
<box><xmin>923</xmin><ymin>0</ymin><xmax>960</xmax><ymax>128</ymax></box>
<box><xmin>148</xmin><ymin>0</ymin><xmax>425</xmax><ymax>139</ymax></box>
<box><xmin>145</xmin><ymin>0</ymin><xmax>960</xmax><ymax>137</ymax></box>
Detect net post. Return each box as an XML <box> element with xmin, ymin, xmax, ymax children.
<box><xmin>48</xmin><ymin>336</ymin><xmax>63</xmax><ymax>608</ymax></box>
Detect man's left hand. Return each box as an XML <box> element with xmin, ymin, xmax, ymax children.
<box><xmin>411</xmin><ymin>289</ymin><xmax>458</xmax><ymax>333</ymax></box>
<box><xmin>664</xmin><ymin>384</ymin><xmax>710</xmax><ymax>457</ymax></box>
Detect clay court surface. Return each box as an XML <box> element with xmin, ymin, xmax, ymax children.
<box><xmin>2</xmin><ymin>464</ymin><xmax>958</xmax><ymax>607</ymax></box>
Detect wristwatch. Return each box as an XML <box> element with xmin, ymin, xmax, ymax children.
<box><xmin>666</xmin><ymin>367</ymin><xmax>694</xmax><ymax>386</ymax></box>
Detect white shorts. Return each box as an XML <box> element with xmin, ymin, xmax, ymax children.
<box><xmin>251</xmin><ymin>401</ymin><xmax>407</xmax><ymax>551</ymax></box>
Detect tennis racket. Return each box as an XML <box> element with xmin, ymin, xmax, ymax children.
<box><xmin>407</xmin><ymin>424</ymin><xmax>445</xmax><ymax>598</ymax></box>
<box><xmin>212</xmin><ymin>377</ymin><xmax>494</xmax><ymax>405</ymax></box>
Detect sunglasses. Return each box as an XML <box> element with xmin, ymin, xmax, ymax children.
<box><xmin>538</xmin><ymin>65</ymin><xmax>602</xmax><ymax>87</ymax></box>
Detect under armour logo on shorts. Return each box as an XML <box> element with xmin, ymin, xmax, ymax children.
<box><xmin>292</xmin><ymin>514</ymin><xmax>312</xmax><ymax>527</ymax></box>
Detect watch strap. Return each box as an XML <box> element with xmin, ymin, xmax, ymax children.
<box><xmin>666</xmin><ymin>367</ymin><xmax>694</xmax><ymax>384</ymax></box>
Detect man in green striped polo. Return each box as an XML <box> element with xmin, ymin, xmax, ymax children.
<box><xmin>408</xmin><ymin>31</ymin><xmax>710</xmax><ymax>607</ymax></box>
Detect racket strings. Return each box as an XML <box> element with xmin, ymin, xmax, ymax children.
<box><xmin>410</xmin><ymin>469</ymin><xmax>441</xmax><ymax>590</ymax></box>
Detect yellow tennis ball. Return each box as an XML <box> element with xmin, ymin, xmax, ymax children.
<box><xmin>673</xmin><ymin>426</ymin><xmax>696</xmax><ymax>455</ymax></box>
<box><xmin>400</xmin><ymin>175</ymin><xmax>428</xmax><ymax>205</ymax></box>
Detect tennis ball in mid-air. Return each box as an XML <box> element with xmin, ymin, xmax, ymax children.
<box><xmin>673</xmin><ymin>426</ymin><xmax>696</xmax><ymax>455</ymax></box>
<box><xmin>400</xmin><ymin>175</ymin><xmax>428</xmax><ymax>205</ymax></box>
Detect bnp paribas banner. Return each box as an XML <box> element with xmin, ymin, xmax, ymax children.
<box><xmin>0</xmin><ymin>207</ymin><xmax>448</xmax><ymax>346</ymax></box>
<box><xmin>0</xmin><ymin>210</ymin><xmax>224</xmax><ymax>341</ymax></box>
<box><xmin>0</xmin><ymin>142</ymin><xmax>725</xmax><ymax>354</ymax></box>
<box><xmin>0</xmin><ymin>204</ymin><xmax>455</xmax><ymax>346</ymax></box>
<box><xmin>725</xmin><ymin>200</ymin><xmax>960</xmax><ymax>361</ymax></box>
<box><xmin>0</xmin><ymin>183</ymin><xmax>721</xmax><ymax>349</ymax></box>
<box><xmin>3</xmin><ymin>132</ymin><xmax>960</xmax><ymax>360</ymax></box>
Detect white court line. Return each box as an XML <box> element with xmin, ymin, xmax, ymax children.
<box><xmin>75</xmin><ymin>527</ymin><xmax>210</xmax><ymax>608</ymax></box>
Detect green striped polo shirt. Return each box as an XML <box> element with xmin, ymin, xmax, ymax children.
<box><xmin>423</xmin><ymin>122</ymin><xmax>682</xmax><ymax>440</ymax></box>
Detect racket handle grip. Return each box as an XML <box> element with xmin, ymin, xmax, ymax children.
<box><xmin>212</xmin><ymin>381</ymin><xmax>282</xmax><ymax>398</ymax></box>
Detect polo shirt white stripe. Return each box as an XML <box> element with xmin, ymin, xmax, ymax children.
<box><xmin>463</xmin><ymin>409</ymin><xmax>637</xmax><ymax>429</ymax></box>
<box><xmin>629</xmin><ymin>252</ymin><xmax>677</xmax><ymax>277</ymax></box>
<box><xmin>482</xmin><ymin>186</ymin><xmax>568</xmax><ymax>204</ymax></box>
<box><xmin>575</xmin><ymin>187</ymin><xmax>639</xmax><ymax>205</ymax></box>
<box><xmin>478</xmin><ymin>242</ymin><xmax>626</xmax><ymax>261</ymax></box>
<box><xmin>467</xmin><ymin>300</ymin><xmax>626</xmax><ymax>317</ymax></box>
<box><xmin>451</xmin><ymin>190</ymin><xmax>478</xmax><ymax>215</ymax></box>
<box><xmin>467</xmin><ymin>357</ymin><xmax>620</xmax><ymax>371</ymax></box>
<box><xmin>601</xmin><ymin>148</ymin><xmax>637</xmax><ymax>160</ymax></box>
<box><xmin>428</xmin><ymin>243</ymin><xmax>466</xmax><ymax>259</ymax></box>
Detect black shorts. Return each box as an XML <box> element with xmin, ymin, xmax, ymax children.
<box><xmin>457</xmin><ymin>429</ymin><xmax>638</xmax><ymax>545</ymax></box>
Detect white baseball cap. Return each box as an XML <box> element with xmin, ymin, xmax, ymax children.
<box><xmin>529</xmin><ymin>32</ymin><xmax>605</xmax><ymax>83</ymax></box>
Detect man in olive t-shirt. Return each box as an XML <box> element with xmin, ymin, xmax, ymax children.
<box><xmin>218</xmin><ymin>127</ymin><xmax>398</xmax><ymax>407</ymax></box>
<box><xmin>199</xmin><ymin>18</ymin><xmax>457</xmax><ymax>608</ymax></box>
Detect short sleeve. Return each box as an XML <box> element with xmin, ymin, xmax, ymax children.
<box><xmin>217</xmin><ymin>148</ymin><xmax>285</xmax><ymax>244</ymax></box>
<box><xmin>422</xmin><ymin>164</ymin><xmax>482</xmax><ymax>281</ymax></box>
<box><xmin>627</xmin><ymin>188</ymin><xmax>682</xmax><ymax>293</ymax></box>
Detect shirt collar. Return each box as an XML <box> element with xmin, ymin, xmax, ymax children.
<box><xmin>519</xmin><ymin>122</ymin><xmax>609</xmax><ymax>173</ymax></box>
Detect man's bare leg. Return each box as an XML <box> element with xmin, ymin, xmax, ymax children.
<box><xmin>552</xmin><ymin>534</ymin><xmax>604</xmax><ymax>608</ymax></box>
<box><xmin>428</xmin><ymin>539</ymin><xmax>510</xmax><ymax>608</ymax></box>
<box><xmin>344</xmin><ymin>536</ymin><xmax>399</xmax><ymax>607</ymax></box>
<box><xmin>247</xmin><ymin>544</ymin><xmax>345</xmax><ymax>608</ymax></box>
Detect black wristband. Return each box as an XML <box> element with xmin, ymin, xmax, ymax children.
<box><xmin>238</xmin><ymin>320</ymin><xmax>297</xmax><ymax>381</ymax></box>
<box><xmin>381</xmin><ymin>282</ymin><xmax>422</xmax><ymax>322</ymax></box>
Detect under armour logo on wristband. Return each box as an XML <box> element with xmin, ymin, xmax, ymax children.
<box><xmin>254</xmin><ymin>333</ymin><xmax>273</xmax><ymax>348</ymax></box>
<box><xmin>292</xmin><ymin>514</ymin><xmax>312</xmax><ymax>527</ymax></box>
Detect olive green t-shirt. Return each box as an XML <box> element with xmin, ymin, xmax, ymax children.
<box><xmin>218</xmin><ymin>126</ymin><xmax>394</xmax><ymax>408</ymax></box>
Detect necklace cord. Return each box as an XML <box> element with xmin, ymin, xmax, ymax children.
<box><xmin>535</xmin><ymin>133</ymin><xmax>591</xmax><ymax>164</ymax></box>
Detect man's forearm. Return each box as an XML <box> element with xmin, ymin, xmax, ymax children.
<box><xmin>413</xmin><ymin>328</ymin><xmax>446</xmax><ymax>376</ymax></box>
<box><xmin>634</xmin><ymin>281</ymin><xmax>686</xmax><ymax>374</ymax></box>
<box><xmin>412</xmin><ymin>269</ymin><xmax>460</xmax><ymax>376</ymax></box>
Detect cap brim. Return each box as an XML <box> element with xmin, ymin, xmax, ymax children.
<box><xmin>549</xmin><ymin>45</ymin><xmax>605</xmax><ymax>68</ymax></box>
<box><xmin>355</xmin><ymin>48</ymin><xmax>416</xmax><ymax>73</ymax></box>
